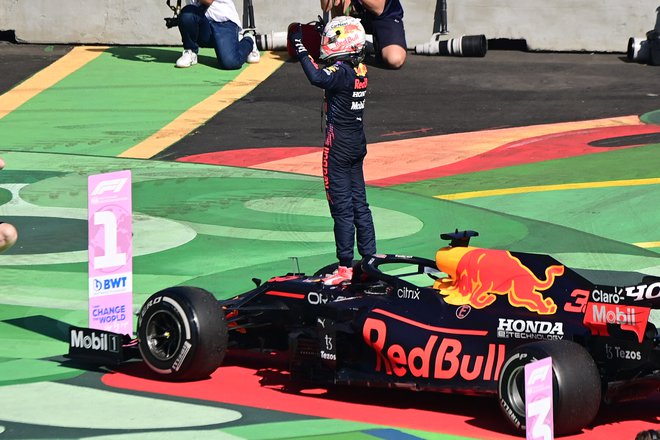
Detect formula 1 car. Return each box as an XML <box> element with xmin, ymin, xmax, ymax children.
<box><xmin>68</xmin><ymin>230</ymin><xmax>660</xmax><ymax>436</ymax></box>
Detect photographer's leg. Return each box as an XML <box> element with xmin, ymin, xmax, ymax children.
<box><xmin>178</xmin><ymin>5</ymin><xmax>211</xmax><ymax>52</ymax></box>
<box><xmin>210</xmin><ymin>21</ymin><xmax>252</xmax><ymax>70</ymax></box>
<box><xmin>371</xmin><ymin>17</ymin><xmax>407</xmax><ymax>69</ymax></box>
<box><xmin>175</xmin><ymin>5</ymin><xmax>212</xmax><ymax>68</ymax></box>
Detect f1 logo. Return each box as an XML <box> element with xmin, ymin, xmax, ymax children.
<box><xmin>527</xmin><ymin>364</ymin><xmax>551</xmax><ymax>385</ymax></box>
<box><xmin>525</xmin><ymin>357</ymin><xmax>554</xmax><ymax>440</ymax></box>
<box><xmin>91</xmin><ymin>178</ymin><xmax>128</xmax><ymax>196</ymax></box>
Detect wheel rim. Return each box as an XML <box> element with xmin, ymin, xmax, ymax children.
<box><xmin>145</xmin><ymin>309</ymin><xmax>183</xmax><ymax>361</ymax></box>
<box><xmin>507</xmin><ymin>365</ymin><xmax>527</xmax><ymax>417</ymax></box>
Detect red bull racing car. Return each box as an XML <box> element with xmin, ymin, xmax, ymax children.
<box><xmin>68</xmin><ymin>230</ymin><xmax>660</xmax><ymax>436</ymax></box>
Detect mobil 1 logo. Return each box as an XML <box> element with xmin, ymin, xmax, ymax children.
<box><xmin>68</xmin><ymin>326</ymin><xmax>124</xmax><ymax>365</ymax></box>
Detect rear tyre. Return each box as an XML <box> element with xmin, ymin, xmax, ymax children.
<box><xmin>497</xmin><ymin>340</ymin><xmax>601</xmax><ymax>436</ymax></box>
<box><xmin>137</xmin><ymin>286</ymin><xmax>228</xmax><ymax>381</ymax></box>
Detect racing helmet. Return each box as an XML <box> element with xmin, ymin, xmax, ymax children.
<box><xmin>319</xmin><ymin>16</ymin><xmax>366</xmax><ymax>65</ymax></box>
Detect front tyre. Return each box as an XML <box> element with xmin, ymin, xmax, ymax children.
<box><xmin>137</xmin><ymin>286</ymin><xmax>228</xmax><ymax>381</ymax></box>
<box><xmin>497</xmin><ymin>340</ymin><xmax>601</xmax><ymax>436</ymax></box>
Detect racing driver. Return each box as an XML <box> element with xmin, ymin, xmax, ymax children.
<box><xmin>288</xmin><ymin>16</ymin><xmax>377</xmax><ymax>285</ymax></box>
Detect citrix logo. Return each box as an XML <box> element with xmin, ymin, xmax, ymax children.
<box><xmin>397</xmin><ymin>286</ymin><xmax>420</xmax><ymax>300</ymax></box>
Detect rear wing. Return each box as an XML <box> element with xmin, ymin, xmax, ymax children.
<box><xmin>583</xmin><ymin>277</ymin><xmax>659</xmax><ymax>343</ymax></box>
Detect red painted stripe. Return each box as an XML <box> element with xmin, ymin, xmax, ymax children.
<box><xmin>372</xmin><ymin>308</ymin><xmax>488</xmax><ymax>336</ymax></box>
<box><xmin>368</xmin><ymin>124</ymin><xmax>660</xmax><ymax>186</ymax></box>
<box><xmin>266</xmin><ymin>290</ymin><xmax>306</xmax><ymax>299</ymax></box>
<box><xmin>176</xmin><ymin>147</ymin><xmax>321</xmax><ymax>167</ymax></box>
<box><xmin>104</xmin><ymin>363</ymin><xmax>659</xmax><ymax>439</ymax></box>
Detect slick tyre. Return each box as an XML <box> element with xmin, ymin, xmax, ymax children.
<box><xmin>497</xmin><ymin>340</ymin><xmax>601</xmax><ymax>436</ymax></box>
<box><xmin>137</xmin><ymin>286</ymin><xmax>228</xmax><ymax>381</ymax></box>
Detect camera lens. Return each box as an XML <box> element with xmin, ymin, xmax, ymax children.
<box><xmin>415</xmin><ymin>34</ymin><xmax>488</xmax><ymax>57</ymax></box>
<box><xmin>627</xmin><ymin>37</ymin><xmax>649</xmax><ymax>62</ymax></box>
<box><xmin>439</xmin><ymin>35</ymin><xmax>488</xmax><ymax>57</ymax></box>
<box><xmin>257</xmin><ymin>32</ymin><xmax>287</xmax><ymax>51</ymax></box>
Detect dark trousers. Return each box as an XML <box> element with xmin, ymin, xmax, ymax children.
<box><xmin>323</xmin><ymin>128</ymin><xmax>376</xmax><ymax>267</ymax></box>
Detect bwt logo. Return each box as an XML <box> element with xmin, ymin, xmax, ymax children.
<box><xmin>91</xmin><ymin>178</ymin><xmax>128</xmax><ymax>196</ymax></box>
<box><xmin>94</xmin><ymin>276</ymin><xmax>128</xmax><ymax>292</ymax></box>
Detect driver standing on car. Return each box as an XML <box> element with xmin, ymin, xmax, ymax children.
<box><xmin>289</xmin><ymin>16</ymin><xmax>377</xmax><ymax>285</ymax></box>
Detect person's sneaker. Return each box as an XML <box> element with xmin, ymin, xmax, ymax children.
<box><xmin>244</xmin><ymin>33</ymin><xmax>261</xmax><ymax>64</ymax></box>
<box><xmin>323</xmin><ymin>266</ymin><xmax>353</xmax><ymax>286</ymax></box>
<box><xmin>176</xmin><ymin>49</ymin><xmax>197</xmax><ymax>68</ymax></box>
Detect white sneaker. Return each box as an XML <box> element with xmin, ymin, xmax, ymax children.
<box><xmin>176</xmin><ymin>49</ymin><xmax>197</xmax><ymax>68</ymax></box>
<box><xmin>244</xmin><ymin>33</ymin><xmax>261</xmax><ymax>64</ymax></box>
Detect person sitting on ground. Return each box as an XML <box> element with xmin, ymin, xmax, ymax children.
<box><xmin>320</xmin><ymin>0</ymin><xmax>407</xmax><ymax>69</ymax></box>
<box><xmin>175</xmin><ymin>0</ymin><xmax>260</xmax><ymax>69</ymax></box>
<box><xmin>0</xmin><ymin>157</ymin><xmax>17</xmax><ymax>253</ymax></box>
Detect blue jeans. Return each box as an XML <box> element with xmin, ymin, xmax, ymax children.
<box><xmin>177</xmin><ymin>4</ymin><xmax>252</xmax><ymax>70</ymax></box>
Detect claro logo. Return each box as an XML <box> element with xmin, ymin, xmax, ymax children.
<box><xmin>362</xmin><ymin>317</ymin><xmax>505</xmax><ymax>381</ymax></box>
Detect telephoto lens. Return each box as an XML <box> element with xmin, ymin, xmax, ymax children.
<box><xmin>256</xmin><ymin>31</ymin><xmax>288</xmax><ymax>51</ymax></box>
<box><xmin>415</xmin><ymin>33</ymin><xmax>444</xmax><ymax>55</ymax></box>
<box><xmin>627</xmin><ymin>37</ymin><xmax>650</xmax><ymax>63</ymax></box>
<box><xmin>438</xmin><ymin>35</ymin><xmax>488</xmax><ymax>57</ymax></box>
<box><xmin>648</xmin><ymin>30</ymin><xmax>660</xmax><ymax>66</ymax></box>
<box><xmin>415</xmin><ymin>33</ymin><xmax>487</xmax><ymax>57</ymax></box>
<box><xmin>627</xmin><ymin>31</ymin><xmax>660</xmax><ymax>66</ymax></box>
<box><xmin>414</xmin><ymin>40</ymin><xmax>440</xmax><ymax>55</ymax></box>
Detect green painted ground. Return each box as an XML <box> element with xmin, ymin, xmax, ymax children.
<box><xmin>0</xmin><ymin>47</ymin><xmax>243</xmax><ymax>156</ymax></box>
<box><xmin>0</xmin><ymin>150</ymin><xmax>497</xmax><ymax>438</ymax></box>
<box><xmin>393</xmin><ymin>142</ymin><xmax>660</xmax><ymax>269</ymax></box>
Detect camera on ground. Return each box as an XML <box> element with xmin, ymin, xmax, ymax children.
<box><xmin>627</xmin><ymin>30</ymin><xmax>660</xmax><ymax>65</ymax></box>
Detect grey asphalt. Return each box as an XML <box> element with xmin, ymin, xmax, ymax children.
<box><xmin>3</xmin><ymin>42</ymin><xmax>659</xmax><ymax>161</ymax></box>
<box><xmin>156</xmin><ymin>48</ymin><xmax>660</xmax><ymax>159</ymax></box>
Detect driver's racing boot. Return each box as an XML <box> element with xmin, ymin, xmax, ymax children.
<box><xmin>323</xmin><ymin>266</ymin><xmax>353</xmax><ymax>285</ymax></box>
